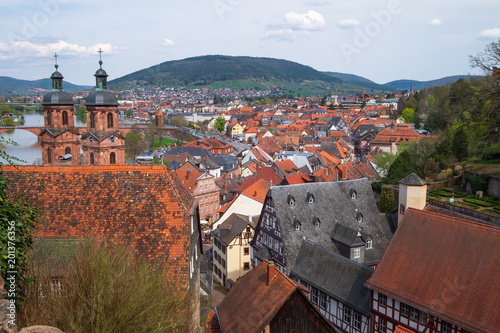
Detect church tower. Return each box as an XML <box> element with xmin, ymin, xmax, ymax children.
<box><xmin>40</xmin><ymin>53</ymin><xmax>81</xmax><ymax>165</ymax></box>
<box><xmin>155</xmin><ymin>107</ymin><xmax>164</xmax><ymax>127</ymax></box>
<box><xmin>81</xmin><ymin>50</ymin><xmax>125</xmax><ymax>165</ymax></box>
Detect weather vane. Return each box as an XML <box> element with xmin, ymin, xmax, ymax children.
<box><xmin>54</xmin><ymin>52</ymin><xmax>58</xmax><ymax>70</ymax></box>
<box><xmin>98</xmin><ymin>48</ymin><xmax>103</xmax><ymax>68</ymax></box>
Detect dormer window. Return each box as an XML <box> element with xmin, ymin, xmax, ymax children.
<box><xmin>366</xmin><ymin>239</ymin><xmax>373</xmax><ymax>249</ymax></box>
<box><xmin>356</xmin><ymin>212</ymin><xmax>363</xmax><ymax>223</ymax></box>
<box><xmin>288</xmin><ymin>194</ymin><xmax>295</xmax><ymax>207</ymax></box>
<box><xmin>293</xmin><ymin>218</ymin><xmax>301</xmax><ymax>231</ymax></box>
<box><xmin>313</xmin><ymin>217</ymin><xmax>320</xmax><ymax>229</ymax></box>
<box><xmin>306</xmin><ymin>192</ymin><xmax>315</xmax><ymax>204</ymax></box>
<box><xmin>350</xmin><ymin>189</ymin><xmax>357</xmax><ymax>200</ymax></box>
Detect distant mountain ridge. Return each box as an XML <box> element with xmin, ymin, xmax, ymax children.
<box><xmin>384</xmin><ymin>75</ymin><xmax>479</xmax><ymax>90</ymax></box>
<box><xmin>0</xmin><ymin>76</ymin><xmax>90</xmax><ymax>96</ymax></box>
<box><xmin>109</xmin><ymin>55</ymin><xmax>344</xmax><ymax>89</ymax></box>
<box><xmin>323</xmin><ymin>71</ymin><xmax>395</xmax><ymax>92</ymax></box>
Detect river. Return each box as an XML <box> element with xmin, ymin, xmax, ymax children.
<box><xmin>0</xmin><ymin>112</ymin><xmax>87</xmax><ymax>165</ymax></box>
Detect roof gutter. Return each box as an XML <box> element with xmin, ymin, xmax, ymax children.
<box><xmin>215</xmin><ymin>306</ymin><xmax>222</xmax><ymax>333</ymax></box>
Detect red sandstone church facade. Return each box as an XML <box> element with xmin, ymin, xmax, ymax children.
<box><xmin>40</xmin><ymin>55</ymin><xmax>125</xmax><ymax>166</ymax></box>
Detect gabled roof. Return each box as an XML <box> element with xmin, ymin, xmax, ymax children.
<box><xmin>216</xmin><ymin>213</ymin><xmax>255</xmax><ymax>246</ymax></box>
<box><xmin>216</xmin><ymin>260</ymin><xmax>337</xmax><ymax>333</ymax></box>
<box><xmin>240</xmin><ymin>178</ymin><xmax>270</xmax><ymax>203</ymax></box>
<box><xmin>290</xmin><ymin>240</ymin><xmax>373</xmax><ymax>316</ymax></box>
<box><xmin>399</xmin><ymin>172</ymin><xmax>426</xmax><ymax>185</ymax></box>
<box><xmin>266</xmin><ymin>179</ymin><xmax>393</xmax><ymax>268</ymax></box>
<box><xmin>2</xmin><ymin>165</ymin><xmax>194</xmax><ymax>283</ymax></box>
<box><xmin>174</xmin><ymin>168</ymin><xmax>204</xmax><ymax>193</ymax></box>
<box><xmin>184</xmin><ymin>138</ymin><xmax>232</xmax><ymax>150</ymax></box>
<box><xmin>365</xmin><ymin>208</ymin><xmax>500</xmax><ymax>333</ymax></box>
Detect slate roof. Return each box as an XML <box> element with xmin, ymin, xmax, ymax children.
<box><xmin>267</xmin><ymin>179</ymin><xmax>393</xmax><ymax>268</ymax></box>
<box><xmin>290</xmin><ymin>240</ymin><xmax>373</xmax><ymax>316</ymax></box>
<box><xmin>2</xmin><ymin>165</ymin><xmax>194</xmax><ymax>284</ymax></box>
<box><xmin>217</xmin><ymin>213</ymin><xmax>255</xmax><ymax>246</ymax></box>
<box><xmin>209</xmin><ymin>154</ymin><xmax>239</xmax><ymax>172</ymax></box>
<box><xmin>165</xmin><ymin>146</ymin><xmax>213</xmax><ymax>158</ymax></box>
<box><xmin>365</xmin><ymin>208</ymin><xmax>500</xmax><ymax>333</ymax></box>
<box><xmin>399</xmin><ymin>172</ymin><xmax>426</xmax><ymax>185</ymax></box>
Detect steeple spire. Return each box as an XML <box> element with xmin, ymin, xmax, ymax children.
<box><xmin>51</xmin><ymin>52</ymin><xmax>63</xmax><ymax>92</ymax></box>
<box><xmin>94</xmin><ymin>48</ymin><xmax>108</xmax><ymax>91</ymax></box>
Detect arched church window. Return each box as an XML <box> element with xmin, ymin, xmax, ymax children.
<box><xmin>47</xmin><ymin>148</ymin><xmax>52</xmax><ymax>163</ymax></box>
<box><xmin>107</xmin><ymin>113</ymin><xmax>113</xmax><ymax>128</ymax></box>
<box><xmin>90</xmin><ymin>113</ymin><xmax>96</xmax><ymax>128</ymax></box>
<box><xmin>90</xmin><ymin>153</ymin><xmax>94</xmax><ymax>165</ymax></box>
<box><xmin>65</xmin><ymin>147</ymin><xmax>71</xmax><ymax>155</ymax></box>
<box><xmin>110</xmin><ymin>152</ymin><xmax>116</xmax><ymax>164</ymax></box>
<box><xmin>47</xmin><ymin>111</ymin><xmax>51</xmax><ymax>125</ymax></box>
<box><xmin>62</xmin><ymin>111</ymin><xmax>68</xmax><ymax>125</ymax></box>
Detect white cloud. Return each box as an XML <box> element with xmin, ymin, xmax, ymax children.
<box><xmin>304</xmin><ymin>0</ymin><xmax>331</xmax><ymax>5</ymax></box>
<box><xmin>162</xmin><ymin>38</ymin><xmax>175</xmax><ymax>47</ymax></box>
<box><xmin>479</xmin><ymin>28</ymin><xmax>500</xmax><ymax>39</ymax></box>
<box><xmin>428</xmin><ymin>19</ymin><xmax>442</xmax><ymax>26</ymax></box>
<box><xmin>0</xmin><ymin>40</ymin><xmax>118</xmax><ymax>60</ymax></box>
<box><xmin>284</xmin><ymin>10</ymin><xmax>326</xmax><ymax>31</ymax></box>
<box><xmin>265</xmin><ymin>10</ymin><xmax>325</xmax><ymax>41</ymax></box>
<box><xmin>264</xmin><ymin>29</ymin><xmax>300</xmax><ymax>41</ymax></box>
<box><xmin>337</xmin><ymin>19</ymin><xmax>361</xmax><ymax>28</ymax></box>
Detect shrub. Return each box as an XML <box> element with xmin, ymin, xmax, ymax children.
<box><xmin>378</xmin><ymin>187</ymin><xmax>395</xmax><ymax>213</ymax></box>
<box><xmin>20</xmin><ymin>240</ymin><xmax>189</xmax><ymax>332</ymax></box>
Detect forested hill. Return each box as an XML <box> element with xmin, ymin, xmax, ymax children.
<box><xmin>0</xmin><ymin>76</ymin><xmax>89</xmax><ymax>96</ymax></box>
<box><xmin>108</xmin><ymin>55</ymin><xmax>344</xmax><ymax>89</ymax></box>
<box><xmin>385</xmin><ymin>75</ymin><xmax>479</xmax><ymax>91</ymax></box>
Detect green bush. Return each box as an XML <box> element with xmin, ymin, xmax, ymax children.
<box><xmin>466</xmin><ymin>174</ymin><xmax>489</xmax><ymax>194</ymax></box>
<box><xmin>20</xmin><ymin>240</ymin><xmax>189</xmax><ymax>332</ymax></box>
<box><xmin>463</xmin><ymin>197</ymin><xmax>495</xmax><ymax>207</ymax></box>
<box><xmin>378</xmin><ymin>187</ymin><xmax>395</xmax><ymax>213</ymax></box>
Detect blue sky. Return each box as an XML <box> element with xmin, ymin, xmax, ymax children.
<box><xmin>0</xmin><ymin>0</ymin><xmax>499</xmax><ymax>86</ymax></box>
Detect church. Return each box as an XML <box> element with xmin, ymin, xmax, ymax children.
<box><xmin>40</xmin><ymin>52</ymin><xmax>125</xmax><ymax>166</ymax></box>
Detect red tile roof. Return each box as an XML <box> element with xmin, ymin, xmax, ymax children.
<box><xmin>394</xmin><ymin>326</ymin><xmax>417</xmax><ymax>333</ymax></box>
<box><xmin>365</xmin><ymin>208</ymin><xmax>500</xmax><ymax>333</ymax></box>
<box><xmin>240</xmin><ymin>178</ymin><xmax>270</xmax><ymax>203</ymax></box>
<box><xmin>2</xmin><ymin>165</ymin><xmax>194</xmax><ymax>285</ymax></box>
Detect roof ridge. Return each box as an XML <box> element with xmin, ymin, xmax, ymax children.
<box><xmin>406</xmin><ymin>208</ymin><xmax>499</xmax><ymax>232</ymax></box>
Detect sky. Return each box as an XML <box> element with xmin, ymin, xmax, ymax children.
<box><xmin>0</xmin><ymin>0</ymin><xmax>499</xmax><ymax>86</ymax></box>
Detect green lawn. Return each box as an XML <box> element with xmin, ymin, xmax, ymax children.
<box><xmin>152</xmin><ymin>138</ymin><xmax>176</xmax><ymax>149</ymax></box>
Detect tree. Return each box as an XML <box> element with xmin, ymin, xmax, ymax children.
<box><xmin>469</xmin><ymin>37</ymin><xmax>500</xmax><ymax>73</ymax></box>
<box><xmin>0</xmin><ymin>158</ymin><xmax>44</xmax><ymax>309</ymax></box>
<box><xmin>378</xmin><ymin>187</ymin><xmax>395</xmax><ymax>213</ymax></box>
<box><xmin>76</xmin><ymin>106</ymin><xmax>86</xmax><ymax>118</ymax></box>
<box><xmin>452</xmin><ymin>127</ymin><xmax>469</xmax><ymax>161</ymax></box>
<box><xmin>383</xmin><ymin>150</ymin><xmax>416</xmax><ymax>184</ymax></box>
<box><xmin>126</xmin><ymin>109</ymin><xmax>133</xmax><ymax>118</ymax></box>
<box><xmin>214</xmin><ymin>116</ymin><xmax>225</xmax><ymax>133</ymax></box>
<box><xmin>3</xmin><ymin>117</ymin><xmax>15</xmax><ymax>126</ymax></box>
<box><xmin>373</xmin><ymin>152</ymin><xmax>397</xmax><ymax>177</ymax></box>
<box><xmin>170</xmin><ymin>115</ymin><xmax>188</xmax><ymax>128</ymax></box>
<box><xmin>401</xmin><ymin>108</ymin><xmax>414</xmax><ymax>123</ymax></box>
<box><xmin>402</xmin><ymin>138</ymin><xmax>440</xmax><ymax>180</ymax></box>
<box><xmin>0</xmin><ymin>104</ymin><xmax>13</xmax><ymax>115</ymax></box>
<box><xmin>124</xmin><ymin>132</ymin><xmax>144</xmax><ymax>160</ymax></box>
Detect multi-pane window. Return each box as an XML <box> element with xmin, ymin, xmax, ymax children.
<box><xmin>410</xmin><ymin>307</ymin><xmax>419</xmax><ymax>321</ymax></box>
<box><xmin>419</xmin><ymin>311</ymin><xmax>427</xmax><ymax>325</ymax></box>
<box><xmin>311</xmin><ymin>288</ymin><xmax>318</xmax><ymax>304</ymax></box>
<box><xmin>354</xmin><ymin>247</ymin><xmax>361</xmax><ymax>258</ymax></box>
<box><xmin>401</xmin><ymin>303</ymin><xmax>409</xmax><ymax>317</ymax></box>
<box><xmin>442</xmin><ymin>321</ymin><xmax>450</xmax><ymax>333</ymax></box>
<box><xmin>379</xmin><ymin>319</ymin><xmax>386</xmax><ymax>333</ymax></box>
<box><xmin>344</xmin><ymin>307</ymin><xmax>351</xmax><ymax>323</ymax></box>
<box><xmin>244</xmin><ymin>247</ymin><xmax>250</xmax><ymax>255</ymax></box>
<box><xmin>320</xmin><ymin>293</ymin><xmax>327</xmax><ymax>309</ymax></box>
<box><xmin>243</xmin><ymin>262</ymin><xmax>250</xmax><ymax>270</ymax></box>
<box><xmin>379</xmin><ymin>294</ymin><xmax>387</xmax><ymax>307</ymax></box>
<box><xmin>354</xmin><ymin>312</ymin><xmax>361</xmax><ymax>330</ymax></box>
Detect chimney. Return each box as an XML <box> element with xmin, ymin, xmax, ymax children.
<box><xmin>341</xmin><ymin>164</ymin><xmax>347</xmax><ymax>180</ymax></box>
<box><xmin>187</xmin><ymin>170</ymin><xmax>191</xmax><ymax>180</ymax></box>
<box><xmin>267</xmin><ymin>260</ymin><xmax>275</xmax><ymax>285</ymax></box>
<box><xmin>224</xmin><ymin>182</ymin><xmax>228</xmax><ymax>192</ymax></box>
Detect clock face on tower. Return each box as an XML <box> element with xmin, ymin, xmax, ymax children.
<box><xmin>88</xmin><ymin>136</ymin><xmax>94</xmax><ymax>144</ymax></box>
<box><xmin>109</xmin><ymin>135</ymin><xmax>116</xmax><ymax>144</ymax></box>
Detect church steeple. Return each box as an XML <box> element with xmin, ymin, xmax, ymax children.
<box><xmin>51</xmin><ymin>53</ymin><xmax>64</xmax><ymax>92</ymax></box>
<box><xmin>95</xmin><ymin>48</ymin><xmax>108</xmax><ymax>91</ymax></box>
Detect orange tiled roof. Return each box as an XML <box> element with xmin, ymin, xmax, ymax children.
<box><xmin>394</xmin><ymin>326</ymin><xmax>417</xmax><ymax>333</ymax></box>
<box><xmin>174</xmin><ymin>169</ymin><xmax>204</xmax><ymax>193</ymax></box>
<box><xmin>2</xmin><ymin>165</ymin><xmax>193</xmax><ymax>284</ymax></box>
<box><xmin>366</xmin><ymin>208</ymin><xmax>500</xmax><ymax>333</ymax></box>
<box><xmin>184</xmin><ymin>138</ymin><xmax>231</xmax><ymax>150</ymax></box>
<box><xmin>240</xmin><ymin>178</ymin><xmax>270</xmax><ymax>203</ymax></box>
